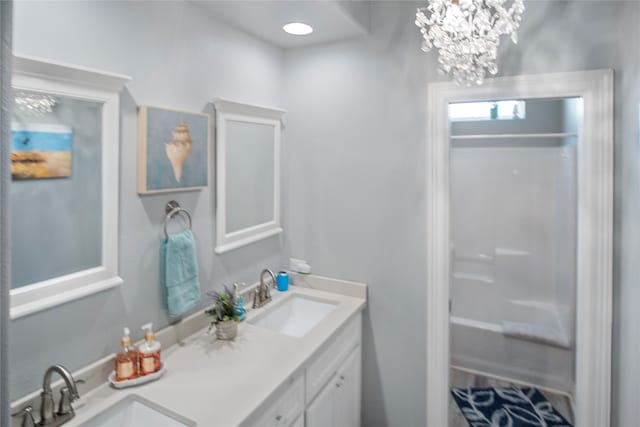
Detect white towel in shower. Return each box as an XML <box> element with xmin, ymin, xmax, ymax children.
<box><xmin>502</xmin><ymin>321</ymin><xmax>571</xmax><ymax>349</ymax></box>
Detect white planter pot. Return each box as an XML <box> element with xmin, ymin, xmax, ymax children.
<box><xmin>216</xmin><ymin>320</ymin><xmax>237</xmax><ymax>340</ymax></box>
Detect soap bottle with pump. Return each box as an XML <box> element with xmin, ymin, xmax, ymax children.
<box><xmin>115</xmin><ymin>327</ymin><xmax>139</xmax><ymax>381</ymax></box>
<box><xmin>138</xmin><ymin>323</ymin><xmax>162</xmax><ymax>376</ymax></box>
<box><xmin>234</xmin><ymin>283</ymin><xmax>246</xmax><ymax>321</ymax></box>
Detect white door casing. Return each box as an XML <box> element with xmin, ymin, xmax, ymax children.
<box><xmin>425</xmin><ymin>70</ymin><xmax>613</xmax><ymax>426</ymax></box>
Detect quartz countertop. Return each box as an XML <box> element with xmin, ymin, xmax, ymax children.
<box><xmin>66</xmin><ymin>284</ymin><xmax>366</xmax><ymax>427</ymax></box>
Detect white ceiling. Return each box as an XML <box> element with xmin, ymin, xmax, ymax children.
<box><xmin>192</xmin><ymin>1</ymin><xmax>370</xmax><ymax>48</ymax></box>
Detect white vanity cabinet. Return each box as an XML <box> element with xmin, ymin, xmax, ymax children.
<box><xmin>306</xmin><ymin>345</ymin><xmax>362</xmax><ymax>427</ymax></box>
<box><xmin>243</xmin><ymin>313</ymin><xmax>362</xmax><ymax>427</ymax></box>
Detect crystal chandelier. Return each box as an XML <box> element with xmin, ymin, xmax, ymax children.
<box><xmin>415</xmin><ymin>0</ymin><xmax>525</xmax><ymax>86</ymax></box>
<box><xmin>14</xmin><ymin>91</ymin><xmax>57</xmax><ymax>115</ymax></box>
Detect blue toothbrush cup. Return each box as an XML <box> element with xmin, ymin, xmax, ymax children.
<box><xmin>276</xmin><ymin>271</ymin><xmax>289</xmax><ymax>292</ymax></box>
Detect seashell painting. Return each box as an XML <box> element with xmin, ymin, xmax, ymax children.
<box><xmin>164</xmin><ymin>122</ymin><xmax>193</xmax><ymax>183</ymax></box>
<box><xmin>137</xmin><ymin>106</ymin><xmax>209</xmax><ymax>194</ymax></box>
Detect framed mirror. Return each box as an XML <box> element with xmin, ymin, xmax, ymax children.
<box><xmin>9</xmin><ymin>55</ymin><xmax>130</xmax><ymax>319</ymax></box>
<box><xmin>213</xmin><ymin>99</ymin><xmax>285</xmax><ymax>254</ymax></box>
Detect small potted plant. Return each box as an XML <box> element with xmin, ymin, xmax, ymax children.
<box><xmin>205</xmin><ymin>285</ymin><xmax>240</xmax><ymax>340</ymax></box>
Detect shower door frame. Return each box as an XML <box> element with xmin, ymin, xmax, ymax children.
<box><xmin>425</xmin><ymin>70</ymin><xmax>613</xmax><ymax>427</ymax></box>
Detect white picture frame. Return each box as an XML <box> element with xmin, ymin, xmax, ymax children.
<box><xmin>136</xmin><ymin>105</ymin><xmax>210</xmax><ymax>195</ymax></box>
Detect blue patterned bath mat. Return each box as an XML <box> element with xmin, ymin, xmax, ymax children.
<box><xmin>451</xmin><ymin>387</ymin><xmax>572</xmax><ymax>427</ymax></box>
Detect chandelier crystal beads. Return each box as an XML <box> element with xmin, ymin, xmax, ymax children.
<box><xmin>416</xmin><ymin>0</ymin><xmax>525</xmax><ymax>86</ymax></box>
<box><xmin>14</xmin><ymin>91</ymin><xmax>57</xmax><ymax>115</ymax></box>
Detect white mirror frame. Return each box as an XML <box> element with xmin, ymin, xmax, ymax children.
<box><xmin>10</xmin><ymin>55</ymin><xmax>130</xmax><ymax>319</ymax></box>
<box><xmin>213</xmin><ymin>99</ymin><xmax>285</xmax><ymax>254</ymax></box>
<box><xmin>425</xmin><ymin>70</ymin><xmax>613</xmax><ymax>426</ymax></box>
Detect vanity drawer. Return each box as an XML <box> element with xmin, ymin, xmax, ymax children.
<box><xmin>247</xmin><ymin>374</ymin><xmax>305</xmax><ymax>427</ymax></box>
<box><xmin>306</xmin><ymin>313</ymin><xmax>362</xmax><ymax>402</ymax></box>
<box><xmin>274</xmin><ymin>374</ymin><xmax>305</xmax><ymax>427</ymax></box>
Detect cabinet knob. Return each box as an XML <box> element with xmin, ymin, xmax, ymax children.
<box><xmin>340</xmin><ymin>375</ymin><xmax>345</xmax><ymax>380</ymax></box>
<box><xmin>275</xmin><ymin>415</ymin><xmax>282</xmax><ymax>421</ymax></box>
<box><xmin>336</xmin><ymin>382</ymin><xmax>341</xmax><ymax>388</ymax></box>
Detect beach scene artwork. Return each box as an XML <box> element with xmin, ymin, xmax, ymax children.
<box><xmin>138</xmin><ymin>106</ymin><xmax>209</xmax><ymax>194</ymax></box>
<box><xmin>11</xmin><ymin>123</ymin><xmax>73</xmax><ymax>180</ymax></box>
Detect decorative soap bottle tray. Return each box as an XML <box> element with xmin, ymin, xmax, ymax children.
<box><xmin>108</xmin><ymin>364</ymin><xmax>166</xmax><ymax>389</ymax></box>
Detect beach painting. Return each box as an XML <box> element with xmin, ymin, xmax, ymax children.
<box><xmin>11</xmin><ymin>124</ymin><xmax>73</xmax><ymax>180</ymax></box>
<box><xmin>137</xmin><ymin>106</ymin><xmax>209</xmax><ymax>194</ymax></box>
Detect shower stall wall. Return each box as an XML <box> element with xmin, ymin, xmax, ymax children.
<box><xmin>449</xmin><ymin>98</ymin><xmax>579</xmax><ymax>394</ymax></box>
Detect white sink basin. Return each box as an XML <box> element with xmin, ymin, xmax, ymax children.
<box><xmin>249</xmin><ymin>295</ymin><xmax>337</xmax><ymax>337</ymax></box>
<box><xmin>79</xmin><ymin>395</ymin><xmax>196</xmax><ymax>427</ymax></box>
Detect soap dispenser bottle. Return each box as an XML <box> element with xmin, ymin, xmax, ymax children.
<box><xmin>138</xmin><ymin>323</ymin><xmax>162</xmax><ymax>376</ymax></box>
<box><xmin>234</xmin><ymin>283</ymin><xmax>246</xmax><ymax>321</ymax></box>
<box><xmin>115</xmin><ymin>327</ymin><xmax>138</xmax><ymax>381</ymax></box>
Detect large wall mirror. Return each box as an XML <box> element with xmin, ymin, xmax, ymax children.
<box><xmin>9</xmin><ymin>55</ymin><xmax>130</xmax><ymax>319</ymax></box>
<box><xmin>214</xmin><ymin>99</ymin><xmax>285</xmax><ymax>254</ymax></box>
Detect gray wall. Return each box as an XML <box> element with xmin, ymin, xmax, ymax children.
<box><xmin>9</xmin><ymin>1</ymin><xmax>286</xmax><ymax>399</ymax></box>
<box><xmin>283</xmin><ymin>1</ymin><xmax>638</xmax><ymax>426</ymax></box>
<box><xmin>1</xmin><ymin>2</ymin><xmax>13</xmax><ymax>425</ymax></box>
<box><xmin>611</xmin><ymin>2</ymin><xmax>640</xmax><ymax>426</ymax></box>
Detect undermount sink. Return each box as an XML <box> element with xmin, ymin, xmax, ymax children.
<box><xmin>79</xmin><ymin>394</ymin><xmax>195</xmax><ymax>427</ymax></box>
<box><xmin>249</xmin><ymin>295</ymin><xmax>337</xmax><ymax>337</ymax></box>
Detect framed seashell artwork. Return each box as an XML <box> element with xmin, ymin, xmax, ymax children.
<box><xmin>137</xmin><ymin>105</ymin><xmax>210</xmax><ymax>194</ymax></box>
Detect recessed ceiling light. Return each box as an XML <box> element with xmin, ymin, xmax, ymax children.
<box><xmin>283</xmin><ymin>22</ymin><xmax>313</xmax><ymax>36</ymax></box>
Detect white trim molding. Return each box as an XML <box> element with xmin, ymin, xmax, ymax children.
<box><xmin>213</xmin><ymin>98</ymin><xmax>285</xmax><ymax>254</ymax></box>
<box><xmin>9</xmin><ymin>55</ymin><xmax>130</xmax><ymax>319</ymax></box>
<box><xmin>425</xmin><ymin>70</ymin><xmax>613</xmax><ymax>427</ymax></box>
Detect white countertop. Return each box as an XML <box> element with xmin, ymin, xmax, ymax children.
<box><xmin>67</xmin><ymin>285</ymin><xmax>366</xmax><ymax>427</ymax></box>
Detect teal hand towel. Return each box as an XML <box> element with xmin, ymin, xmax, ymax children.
<box><xmin>161</xmin><ymin>229</ymin><xmax>201</xmax><ymax>317</ymax></box>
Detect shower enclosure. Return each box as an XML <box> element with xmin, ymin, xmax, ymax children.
<box><xmin>449</xmin><ymin>98</ymin><xmax>580</xmax><ymax>394</ymax></box>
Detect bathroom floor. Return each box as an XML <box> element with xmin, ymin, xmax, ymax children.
<box><xmin>449</xmin><ymin>367</ymin><xmax>574</xmax><ymax>426</ymax></box>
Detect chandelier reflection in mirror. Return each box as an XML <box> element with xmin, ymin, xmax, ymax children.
<box><xmin>14</xmin><ymin>90</ymin><xmax>57</xmax><ymax>115</ymax></box>
<box><xmin>415</xmin><ymin>0</ymin><xmax>524</xmax><ymax>86</ymax></box>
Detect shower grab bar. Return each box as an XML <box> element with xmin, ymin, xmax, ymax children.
<box><xmin>452</xmin><ymin>251</ymin><xmax>494</xmax><ymax>263</ymax></box>
<box><xmin>452</xmin><ymin>272</ymin><xmax>495</xmax><ymax>284</ymax></box>
<box><xmin>450</xmin><ymin>132</ymin><xmax>578</xmax><ymax>140</ymax></box>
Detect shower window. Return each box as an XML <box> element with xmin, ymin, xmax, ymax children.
<box><xmin>449</xmin><ymin>100</ymin><xmax>526</xmax><ymax>121</ymax></box>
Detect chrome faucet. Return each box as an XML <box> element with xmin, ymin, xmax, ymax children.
<box><xmin>38</xmin><ymin>364</ymin><xmax>80</xmax><ymax>426</ymax></box>
<box><xmin>253</xmin><ymin>268</ymin><xmax>276</xmax><ymax>309</ymax></box>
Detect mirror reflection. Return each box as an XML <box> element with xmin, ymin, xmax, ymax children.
<box><xmin>226</xmin><ymin>120</ymin><xmax>275</xmax><ymax>233</ymax></box>
<box><xmin>448</xmin><ymin>97</ymin><xmax>580</xmax><ymax>426</ymax></box>
<box><xmin>10</xmin><ymin>90</ymin><xmax>102</xmax><ymax>288</ymax></box>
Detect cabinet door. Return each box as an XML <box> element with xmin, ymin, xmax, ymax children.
<box><xmin>306</xmin><ymin>346</ymin><xmax>362</xmax><ymax>427</ymax></box>
<box><xmin>275</xmin><ymin>375</ymin><xmax>305</xmax><ymax>427</ymax></box>
<box><xmin>290</xmin><ymin>414</ymin><xmax>304</xmax><ymax>427</ymax></box>
<box><xmin>244</xmin><ymin>375</ymin><xmax>304</xmax><ymax>427</ymax></box>
<box><xmin>306</xmin><ymin>373</ymin><xmax>337</xmax><ymax>427</ymax></box>
<box><xmin>250</xmin><ymin>408</ymin><xmax>278</xmax><ymax>427</ymax></box>
<box><xmin>334</xmin><ymin>345</ymin><xmax>361</xmax><ymax>427</ymax></box>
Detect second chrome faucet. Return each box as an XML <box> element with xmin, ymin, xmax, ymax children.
<box><xmin>253</xmin><ymin>269</ymin><xmax>276</xmax><ymax>309</ymax></box>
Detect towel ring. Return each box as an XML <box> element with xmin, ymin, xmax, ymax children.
<box><xmin>163</xmin><ymin>201</ymin><xmax>192</xmax><ymax>240</ymax></box>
